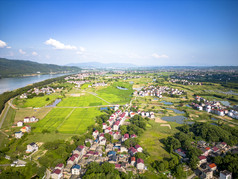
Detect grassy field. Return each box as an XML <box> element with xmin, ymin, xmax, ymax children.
<box><xmin>14</xmin><ymin>107</ymin><xmax>52</xmax><ymax>122</ymax></box>
<box><xmin>32</xmin><ymin>108</ymin><xmax>73</xmax><ymax>133</ymax></box>
<box><xmin>13</xmin><ymin>94</ymin><xmax>62</xmax><ymax>108</ymax></box>
<box><xmin>96</xmin><ymin>82</ymin><xmax>133</xmax><ymax>104</ymax></box>
<box><xmin>58</xmin><ymin>108</ymin><xmax>102</xmax><ymax>134</ymax></box>
<box><xmin>57</xmin><ymin>94</ymin><xmax>108</xmax><ymax>107</ymax></box>
<box><xmin>139</xmin><ymin>120</ymin><xmax>181</xmax><ymax>162</ymax></box>
<box><xmin>32</xmin><ymin>107</ymin><xmax>101</xmax><ymax>134</ymax></box>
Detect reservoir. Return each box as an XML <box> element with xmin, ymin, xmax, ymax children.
<box><xmin>0</xmin><ymin>73</ymin><xmax>68</xmax><ymax>94</ymax></box>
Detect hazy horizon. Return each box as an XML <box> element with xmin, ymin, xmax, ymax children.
<box><xmin>0</xmin><ymin>0</ymin><xmax>238</xmax><ymax>66</ymax></box>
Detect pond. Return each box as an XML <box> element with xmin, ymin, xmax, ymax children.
<box><xmin>210</xmin><ymin>123</ymin><xmax>218</xmax><ymax>126</ymax></box>
<box><xmin>166</xmin><ymin>108</ymin><xmax>185</xmax><ymax>114</ymax></box>
<box><xmin>211</xmin><ymin>117</ymin><xmax>218</xmax><ymax>121</ymax></box>
<box><xmin>100</xmin><ymin>107</ymin><xmax>113</xmax><ymax>111</ymax></box>
<box><xmin>117</xmin><ymin>86</ymin><xmax>128</xmax><ymax>90</ymax></box>
<box><xmin>161</xmin><ymin>116</ymin><xmax>194</xmax><ymax>124</ymax></box>
<box><xmin>186</xmin><ymin>104</ymin><xmax>191</xmax><ymax>107</ymax></box>
<box><xmin>160</xmin><ymin>101</ymin><xmax>173</xmax><ymax>105</ymax></box>
<box><xmin>46</xmin><ymin>99</ymin><xmax>62</xmax><ymax>107</ymax></box>
<box><xmin>129</xmin><ymin>81</ymin><xmax>134</xmax><ymax>84</ymax></box>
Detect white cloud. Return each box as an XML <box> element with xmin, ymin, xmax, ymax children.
<box><xmin>76</xmin><ymin>46</ymin><xmax>86</xmax><ymax>55</ymax></box>
<box><xmin>152</xmin><ymin>53</ymin><xmax>169</xmax><ymax>59</ymax></box>
<box><xmin>45</xmin><ymin>38</ymin><xmax>77</xmax><ymax>50</ymax></box>
<box><xmin>19</xmin><ymin>49</ymin><xmax>26</xmax><ymax>55</ymax></box>
<box><xmin>0</xmin><ymin>40</ymin><xmax>7</xmax><ymax>48</ymax></box>
<box><xmin>79</xmin><ymin>46</ymin><xmax>85</xmax><ymax>52</ymax></box>
<box><xmin>6</xmin><ymin>46</ymin><xmax>11</xmax><ymax>49</ymax></box>
<box><xmin>32</xmin><ymin>51</ymin><xmax>38</xmax><ymax>56</ymax></box>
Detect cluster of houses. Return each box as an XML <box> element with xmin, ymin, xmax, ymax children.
<box><xmin>169</xmin><ymin>79</ymin><xmax>202</xmax><ymax>86</ymax></box>
<box><xmin>14</xmin><ymin>116</ymin><xmax>38</xmax><ymax>138</ymax></box>
<box><xmin>91</xmin><ymin>82</ymin><xmax>107</xmax><ymax>87</ymax></box>
<box><xmin>49</xmin><ymin>109</ymin><xmax>147</xmax><ymax>179</ymax></box>
<box><xmin>134</xmin><ymin>85</ymin><xmax>184</xmax><ymax>97</ymax></box>
<box><xmin>191</xmin><ymin>96</ymin><xmax>238</xmax><ymax>119</ymax></box>
<box><xmin>66</xmin><ymin>80</ymin><xmax>87</xmax><ymax>88</ymax></box>
<box><xmin>14</xmin><ymin>125</ymin><xmax>31</xmax><ymax>139</ymax></box>
<box><xmin>175</xmin><ymin>140</ymin><xmax>236</xmax><ymax>179</ymax></box>
<box><xmin>19</xmin><ymin>87</ymin><xmax>56</xmax><ymax>98</ymax></box>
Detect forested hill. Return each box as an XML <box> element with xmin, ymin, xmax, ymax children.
<box><xmin>0</xmin><ymin>58</ymin><xmax>80</xmax><ymax>77</ymax></box>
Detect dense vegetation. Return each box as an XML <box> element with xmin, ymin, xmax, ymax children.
<box><xmin>0</xmin><ymin>58</ymin><xmax>80</xmax><ymax>77</ymax></box>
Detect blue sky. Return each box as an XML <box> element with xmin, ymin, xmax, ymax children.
<box><xmin>0</xmin><ymin>0</ymin><xmax>237</xmax><ymax>66</ymax></box>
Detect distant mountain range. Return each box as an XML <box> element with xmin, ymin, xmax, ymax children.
<box><xmin>66</xmin><ymin>62</ymin><xmax>137</xmax><ymax>69</ymax></box>
<box><xmin>0</xmin><ymin>58</ymin><xmax>80</xmax><ymax>78</ymax></box>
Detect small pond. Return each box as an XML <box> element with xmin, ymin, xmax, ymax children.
<box><xmin>129</xmin><ymin>81</ymin><xmax>134</xmax><ymax>84</ymax></box>
<box><xmin>210</xmin><ymin>123</ymin><xmax>218</xmax><ymax>126</ymax></box>
<box><xmin>166</xmin><ymin>108</ymin><xmax>185</xmax><ymax>114</ymax></box>
<box><xmin>160</xmin><ymin>101</ymin><xmax>173</xmax><ymax>105</ymax></box>
<box><xmin>211</xmin><ymin>117</ymin><xmax>218</xmax><ymax>121</ymax></box>
<box><xmin>186</xmin><ymin>104</ymin><xmax>191</xmax><ymax>107</ymax></box>
<box><xmin>117</xmin><ymin>86</ymin><xmax>128</xmax><ymax>90</ymax></box>
<box><xmin>161</xmin><ymin>116</ymin><xmax>193</xmax><ymax>124</ymax></box>
<box><xmin>100</xmin><ymin>107</ymin><xmax>114</xmax><ymax>111</ymax></box>
<box><xmin>46</xmin><ymin>99</ymin><xmax>62</xmax><ymax>107</ymax></box>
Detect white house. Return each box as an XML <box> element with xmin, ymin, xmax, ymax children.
<box><xmin>15</xmin><ymin>131</ymin><xmax>23</xmax><ymax>139</ymax></box>
<box><xmin>17</xmin><ymin>121</ymin><xmax>24</xmax><ymax>127</ymax></box>
<box><xmin>71</xmin><ymin>164</ymin><xmax>81</xmax><ymax>175</ymax></box>
<box><xmin>135</xmin><ymin>144</ymin><xmax>143</xmax><ymax>152</ymax></box>
<box><xmin>26</xmin><ymin>142</ymin><xmax>38</xmax><ymax>153</ymax></box>
<box><xmin>220</xmin><ymin>170</ymin><xmax>232</xmax><ymax>179</ymax></box>
<box><xmin>136</xmin><ymin>158</ymin><xmax>145</xmax><ymax>170</ymax></box>
<box><xmin>24</xmin><ymin>117</ymin><xmax>30</xmax><ymax>123</ymax></box>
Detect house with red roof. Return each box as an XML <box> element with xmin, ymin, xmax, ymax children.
<box><xmin>129</xmin><ymin>147</ymin><xmax>137</xmax><ymax>156</ymax></box>
<box><xmin>212</xmin><ymin>146</ymin><xmax>219</xmax><ymax>153</ymax></box>
<box><xmin>122</xmin><ymin>134</ymin><xmax>129</xmax><ymax>142</ymax></box>
<box><xmin>115</xmin><ymin>164</ymin><xmax>121</xmax><ymax>168</ymax></box>
<box><xmin>99</xmin><ymin>133</ymin><xmax>104</xmax><ymax>141</ymax></box>
<box><xmin>50</xmin><ymin>168</ymin><xmax>63</xmax><ymax>179</ymax></box>
<box><xmin>135</xmin><ymin>144</ymin><xmax>143</xmax><ymax>152</ymax></box>
<box><xmin>55</xmin><ymin>163</ymin><xmax>64</xmax><ymax>170</ymax></box>
<box><xmin>175</xmin><ymin>148</ymin><xmax>186</xmax><ymax>158</ymax></box>
<box><xmin>113</xmin><ymin>121</ymin><xmax>120</xmax><ymax>131</ymax></box>
<box><xmin>105</xmin><ymin>127</ymin><xmax>112</xmax><ymax>133</ymax></box>
<box><xmin>130</xmin><ymin>157</ymin><xmax>136</xmax><ymax>166</ymax></box>
<box><xmin>130</xmin><ymin>134</ymin><xmax>137</xmax><ymax>138</ymax></box>
<box><xmin>136</xmin><ymin>158</ymin><xmax>144</xmax><ymax>170</ymax></box>
<box><xmin>113</xmin><ymin>131</ymin><xmax>121</xmax><ymax>140</ymax></box>
<box><xmin>198</xmin><ymin>156</ymin><xmax>207</xmax><ymax>166</ymax></box>
<box><xmin>92</xmin><ymin>130</ymin><xmax>99</xmax><ymax>139</ymax></box>
<box><xmin>102</xmin><ymin>123</ymin><xmax>107</xmax><ymax>130</ymax></box>
<box><xmin>208</xmin><ymin>163</ymin><xmax>217</xmax><ymax>171</ymax></box>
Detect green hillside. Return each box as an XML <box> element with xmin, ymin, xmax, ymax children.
<box><xmin>0</xmin><ymin>58</ymin><xmax>80</xmax><ymax>77</ymax></box>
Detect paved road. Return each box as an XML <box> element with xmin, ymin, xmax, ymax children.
<box><xmin>88</xmin><ymin>92</ymin><xmax>111</xmax><ymax>104</ymax></box>
<box><xmin>0</xmin><ymin>103</ymin><xmax>10</xmax><ymax>129</ymax></box>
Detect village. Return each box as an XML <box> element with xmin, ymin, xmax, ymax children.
<box><xmin>191</xmin><ymin>96</ymin><xmax>238</xmax><ymax>119</ymax></box>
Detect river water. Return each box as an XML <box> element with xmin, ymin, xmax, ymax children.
<box><xmin>0</xmin><ymin>73</ymin><xmax>68</xmax><ymax>94</ymax></box>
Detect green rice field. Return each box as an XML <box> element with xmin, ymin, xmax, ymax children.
<box><xmin>57</xmin><ymin>94</ymin><xmax>108</xmax><ymax>107</ymax></box>
<box><xmin>33</xmin><ymin>108</ymin><xmax>101</xmax><ymax>134</ymax></box>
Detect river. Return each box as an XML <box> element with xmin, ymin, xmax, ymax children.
<box><xmin>0</xmin><ymin>73</ymin><xmax>69</xmax><ymax>94</ymax></box>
